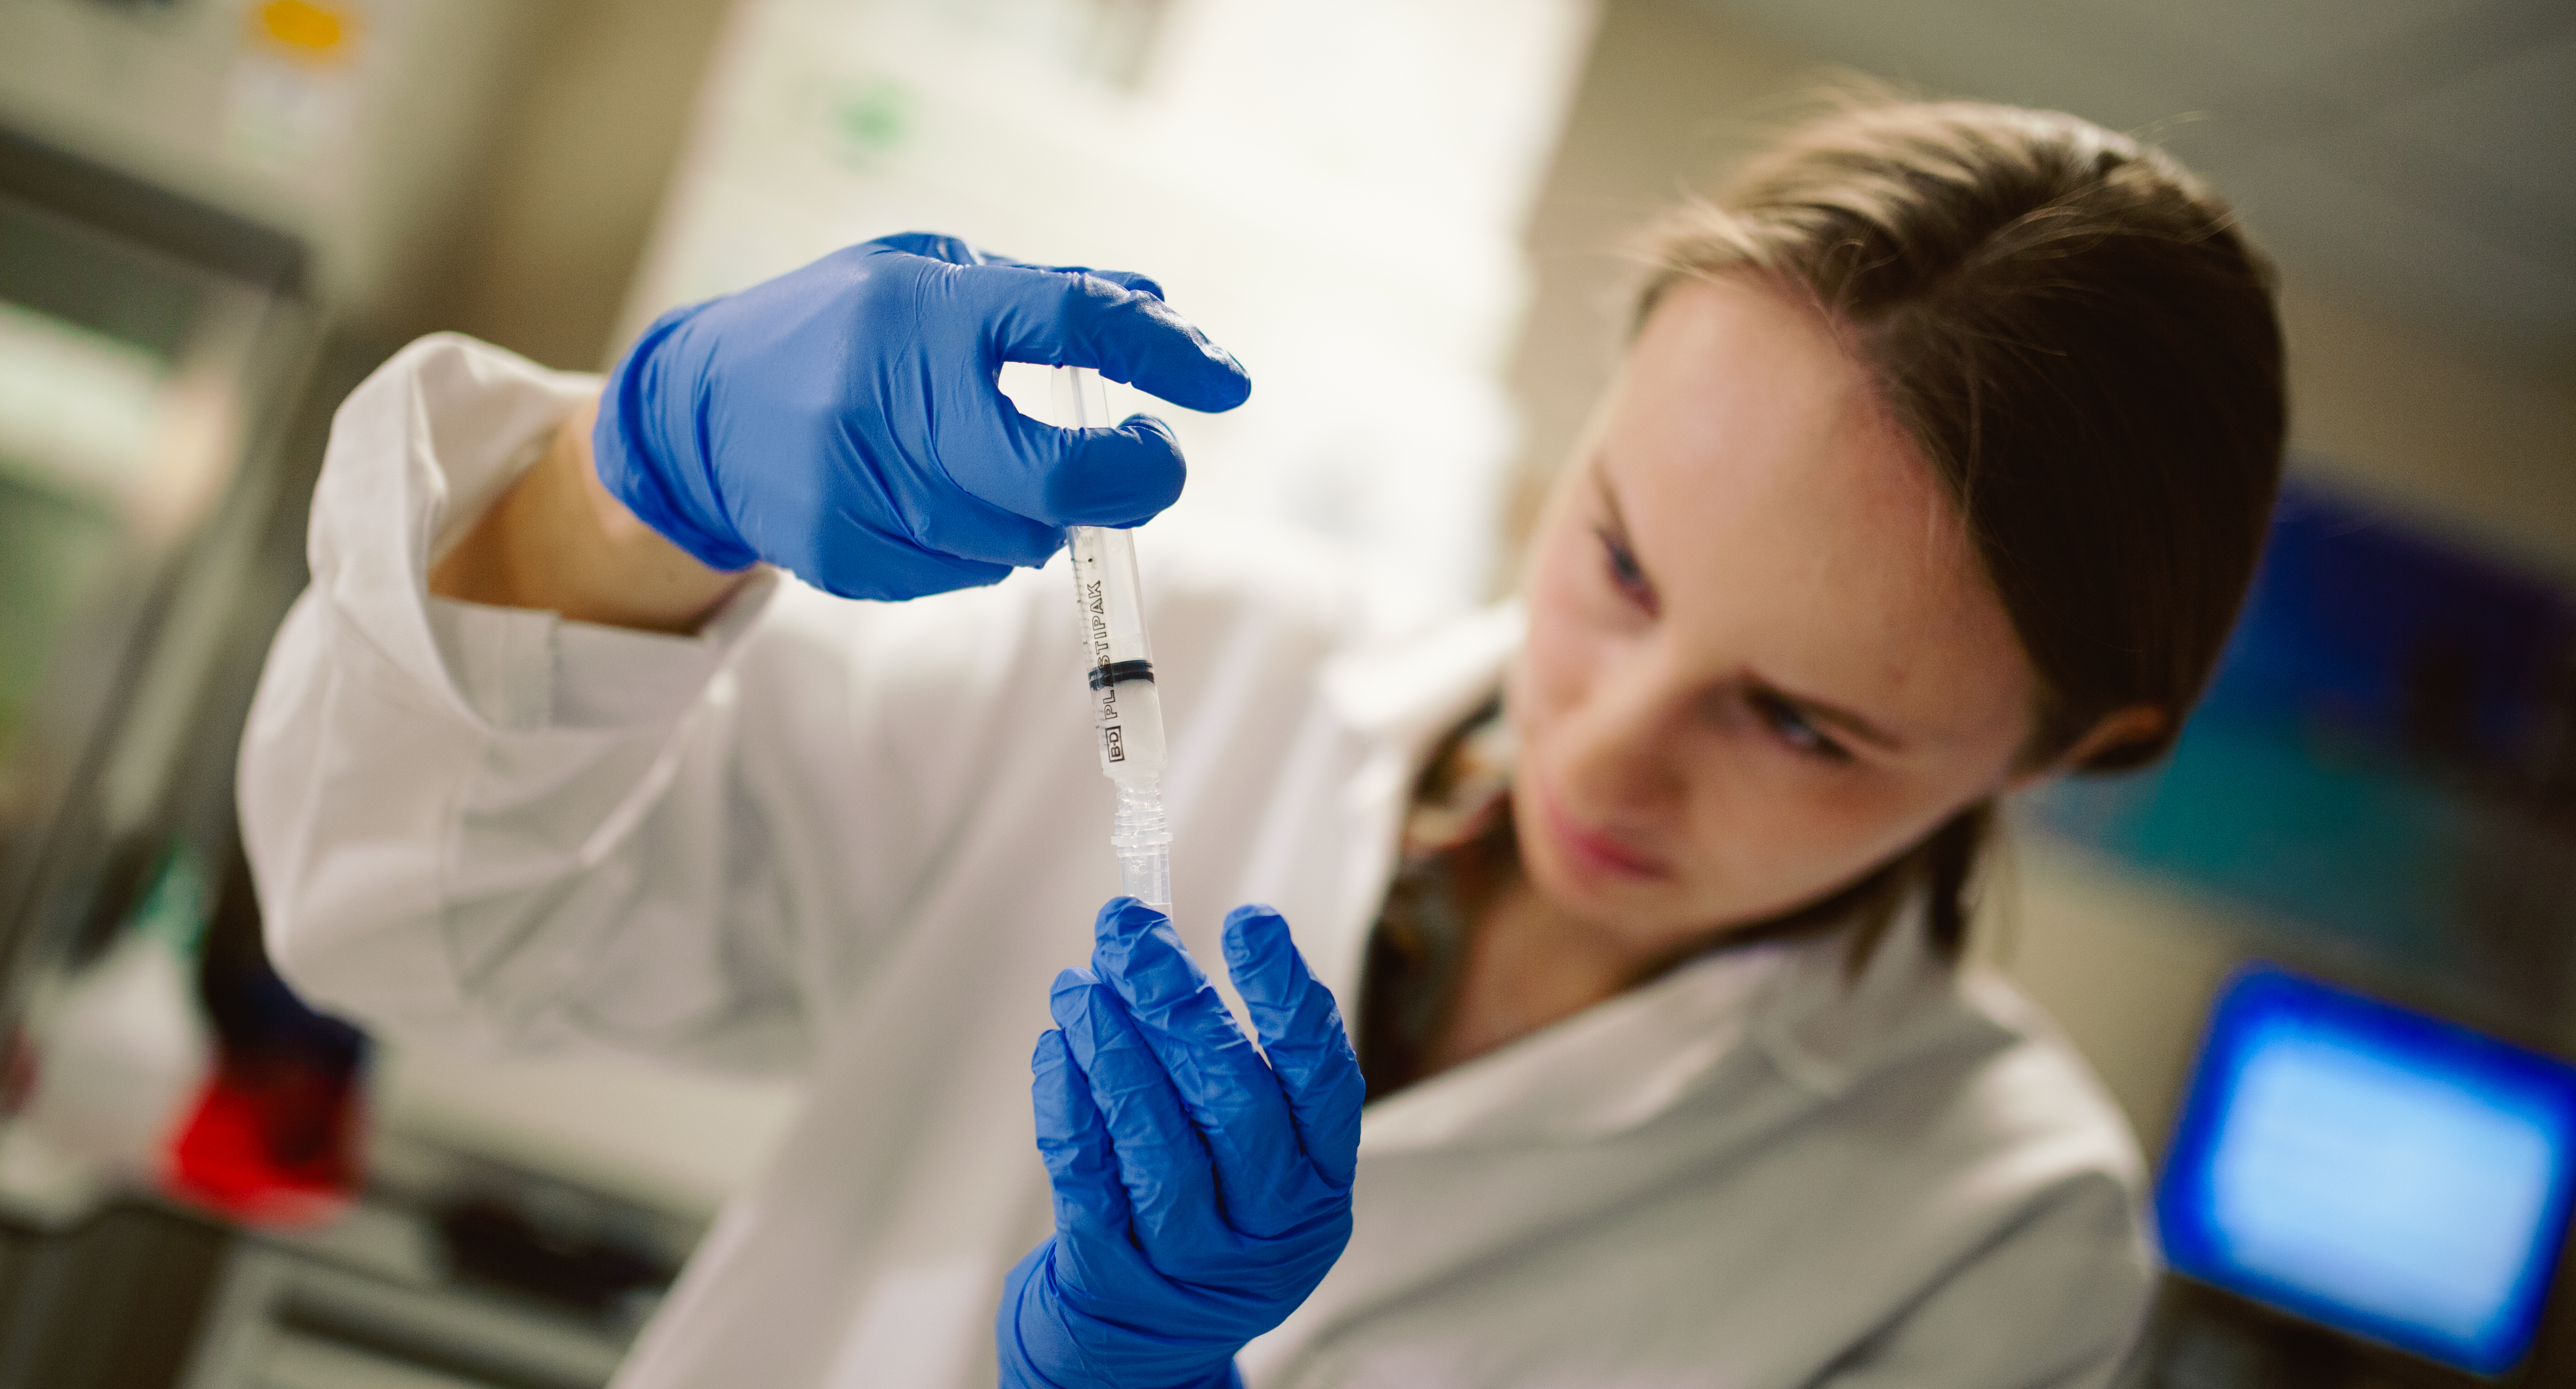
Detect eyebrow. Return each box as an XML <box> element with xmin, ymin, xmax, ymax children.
<box><xmin>1594</xmin><ymin>459</ymin><xmax>1907</xmax><ymax>756</ymax></box>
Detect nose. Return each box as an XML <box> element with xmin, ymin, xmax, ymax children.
<box><xmin>1553</xmin><ymin>644</ymin><xmax>1694</xmax><ymax>824</ymax></box>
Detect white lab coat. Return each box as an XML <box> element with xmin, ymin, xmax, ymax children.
<box><xmin>240</xmin><ymin>335</ymin><xmax>2156</xmax><ymax>1389</ymax></box>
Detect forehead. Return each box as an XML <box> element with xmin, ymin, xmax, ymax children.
<box><xmin>1600</xmin><ymin>277</ymin><xmax>2031</xmax><ymax>744</ymax></box>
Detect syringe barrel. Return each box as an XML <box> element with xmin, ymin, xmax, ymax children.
<box><xmin>1056</xmin><ymin>365</ymin><xmax>1171</xmax><ymax>907</ymax></box>
<box><xmin>1070</xmin><ymin>525</ymin><xmax>1154</xmax><ymax>671</ymax></box>
<box><xmin>1072</xmin><ymin>530</ymin><xmax>1167</xmax><ymax>780</ymax></box>
<box><xmin>1060</xmin><ymin>365</ymin><xmax>1166</xmax><ymax>783</ymax></box>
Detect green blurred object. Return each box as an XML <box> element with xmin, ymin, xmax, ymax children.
<box><xmin>129</xmin><ymin>839</ymin><xmax>211</xmax><ymax>954</ymax></box>
<box><xmin>0</xmin><ymin>472</ymin><xmax>119</xmax><ymax>774</ymax></box>
<box><xmin>827</xmin><ymin>77</ymin><xmax>913</xmax><ymax>165</ymax></box>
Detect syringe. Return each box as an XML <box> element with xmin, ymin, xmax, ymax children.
<box><xmin>1055</xmin><ymin>366</ymin><xmax>1172</xmax><ymax>913</ymax></box>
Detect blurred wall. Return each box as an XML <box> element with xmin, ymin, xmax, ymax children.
<box><xmin>427</xmin><ymin>0</ymin><xmax>734</xmax><ymax>371</ymax></box>
<box><xmin>2284</xmin><ymin>281</ymin><xmax>2576</xmax><ymax>579</ymax></box>
<box><xmin>1498</xmin><ymin>0</ymin><xmax>1803</xmax><ymax>553</ymax></box>
<box><xmin>1499</xmin><ymin>0</ymin><xmax>2576</xmax><ymax>1154</ymax></box>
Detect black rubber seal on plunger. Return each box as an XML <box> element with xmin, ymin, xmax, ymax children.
<box><xmin>1088</xmin><ymin>659</ymin><xmax>1156</xmax><ymax>691</ymax></box>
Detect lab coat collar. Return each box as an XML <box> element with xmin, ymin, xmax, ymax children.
<box><xmin>1304</xmin><ymin>604</ymin><xmax>1526</xmax><ymax>1014</ymax></box>
<box><xmin>1355</xmin><ymin>906</ymin><xmax>1965</xmax><ymax>1154</ymax></box>
<box><xmin>1319</xmin><ymin>602</ymin><xmax>1525</xmax><ymax>752</ymax></box>
<box><xmin>1749</xmin><ymin>892</ymin><xmax>1963</xmax><ymax>1098</ymax></box>
<box><xmin>1357</xmin><ymin>937</ymin><xmax>1791</xmax><ymax>1151</ymax></box>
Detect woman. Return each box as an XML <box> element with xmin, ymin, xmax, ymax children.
<box><xmin>241</xmin><ymin>100</ymin><xmax>2283</xmax><ymax>1387</ymax></box>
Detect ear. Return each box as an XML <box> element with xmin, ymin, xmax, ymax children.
<box><xmin>2003</xmin><ymin>703</ymin><xmax>2167</xmax><ymax>791</ymax></box>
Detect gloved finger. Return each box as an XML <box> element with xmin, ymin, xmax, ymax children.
<box><xmin>1090</xmin><ymin>898</ymin><xmax>1312</xmax><ymax>1237</ymax></box>
<box><xmin>969</xmin><ymin>407</ymin><xmax>1186</xmax><ymax>529</ymax></box>
<box><xmin>974</xmin><ymin>255</ymin><xmax>1168</xmax><ymax>301</ymax></box>
<box><xmin>1031</xmin><ymin>1028</ymin><xmax>1129</xmax><ymax>1247</ymax></box>
<box><xmin>735</xmin><ymin>421</ymin><xmax>1059</xmax><ymax>590</ymax></box>
<box><xmin>905</xmin><ymin>233</ymin><xmax>1167</xmax><ymax>300</ymax></box>
<box><xmin>864</xmin><ymin>233</ymin><xmax>1164</xmax><ymax>299</ymax></box>
<box><xmin>1049</xmin><ymin>968</ymin><xmax>1225</xmax><ymax>1262</ymax></box>
<box><xmin>870</xmin><ymin>230</ymin><xmax>1005</xmax><ymax>266</ymax></box>
<box><xmin>886</xmin><ymin>459</ymin><xmax>1073</xmax><ymax>567</ymax></box>
<box><xmin>792</xmin><ymin>452</ymin><xmax>1066</xmax><ymax>576</ymax></box>
<box><xmin>796</xmin><ymin>523</ymin><xmax>1022</xmax><ymax>602</ymax></box>
<box><xmin>1058</xmin><ymin>267</ymin><xmax>1166</xmax><ymax>299</ymax></box>
<box><xmin>1223</xmin><ymin>905</ymin><xmax>1366</xmax><ymax>1191</ymax></box>
<box><xmin>966</xmin><ymin>262</ymin><xmax>1251</xmax><ymax>413</ymax></box>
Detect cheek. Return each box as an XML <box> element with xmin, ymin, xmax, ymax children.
<box><xmin>1675</xmin><ymin>765</ymin><xmax>1976</xmax><ymax>923</ymax></box>
<box><xmin>1514</xmin><ymin>529</ymin><xmax>1608</xmax><ymax>721</ymax></box>
<box><xmin>1688</xmin><ymin>773</ymin><xmax>1886</xmax><ymax>880</ymax></box>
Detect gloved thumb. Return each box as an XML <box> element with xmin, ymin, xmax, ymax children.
<box><xmin>1031</xmin><ymin>1024</ymin><xmax>1131</xmax><ymax>1243</ymax></box>
<box><xmin>1222</xmin><ymin>906</ymin><xmax>1365</xmax><ymax>1190</ymax></box>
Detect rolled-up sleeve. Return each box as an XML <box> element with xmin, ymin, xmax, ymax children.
<box><xmin>238</xmin><ymin>333</ymin><xmax>807</xmax><ymax>1073</ymax></box>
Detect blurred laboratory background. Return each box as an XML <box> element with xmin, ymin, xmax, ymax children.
<box><xmin>0</xmin><ymin>0</ymin><xmax>2569</xmax><ymax>1385</ymax></box>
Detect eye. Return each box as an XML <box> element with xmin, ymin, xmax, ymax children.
<box><xmin>1749</xmin><ymin>688</ymin><xmax>1851</xmax><ymax>764</ymax></box>
<box><xmin>1594</xmin><ymin>527</ymin><xmax>1658</xmax><ymax>615</ymax></box>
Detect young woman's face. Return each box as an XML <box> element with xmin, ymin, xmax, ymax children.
<box><xmin>1508</xmin><ymin>275</ymin><xmax>2043</xmax><ymax>956</ymax></box>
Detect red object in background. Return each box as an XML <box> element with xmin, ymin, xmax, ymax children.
<box><xmin>167</xmin><ymin>842</ymin><xmax>373</xmax><ymax>1226</ymax></box>
<box><xmin>166</xmin><ymin>1046</ymin><xmax>366</xmax><ymax>1225</ymax></box>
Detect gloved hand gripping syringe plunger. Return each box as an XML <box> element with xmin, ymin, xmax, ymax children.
<box><xmin>1056</xmin><ymin>366</ymin><xmax>1171</xmax><ymax>913</ymax></box>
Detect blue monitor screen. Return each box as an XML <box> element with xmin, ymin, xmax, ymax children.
<box><xmin>2158</xmin><ymin>967</ymin><xmax>2576</xmax><ymax>1375</ymax></box>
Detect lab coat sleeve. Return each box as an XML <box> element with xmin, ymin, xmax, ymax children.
<box><xmin>1818</xmin><ymin>1169</ymin><xmax>2154</xmax><ymax>1389</ymax></box>
<box><xmin>238</xmin><ymin>333</ymin><xmax>812</xmax><ymax>1072</ymax></box>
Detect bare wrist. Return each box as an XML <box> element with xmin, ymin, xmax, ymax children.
<box><xmin>430</xmin><ymin>392</ymin><xmax>754</xmax><ymax>634</ymax></box>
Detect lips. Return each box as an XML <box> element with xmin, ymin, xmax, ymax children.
<box><xmin>1533</xmin><ymin>777</ymin><xmax>1671</xmax><ymax>881</ymax></box>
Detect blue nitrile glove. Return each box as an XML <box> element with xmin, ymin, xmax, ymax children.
<box><xmin>592</xmin><ymin>232</ymin><xmax>1251</xmax><ymax>601</ymax></box>
<box><xmin>998</xmin><ymin>898</ymin><xmax>1366</xmax><ymax>1389</ymax></box>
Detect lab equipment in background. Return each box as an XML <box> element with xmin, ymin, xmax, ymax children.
<box><xmin>2153</xmin><ymin>965</ymin><xmax>2576</xmax><ymax>1378</ymax></box>
<box><xmin>132</xmin><ymin>1156</ymin><xmax>670</xmax><ymax>1389</ymax></box>
<box><xmin>2029</xmin><ymin>480</ymin><xmax>2576</xmax><ymax>1046</ymax></box>
<box><xmin>0</xmin><ymin>26</ymin><xmax>806</xmax><ymax>1389</ymax></box>
<box><xmin>1059</xmin><ymin>365</ymin><xmax>1171</xmax><ymax>913</ymax></box>
<box><xmin>170</xmin><ymin>839</ymin><xmax>369</xmax><ymax>1226</ymax></box>
<box><xmin>0</xmin><ymin>0</ymin><xmax>539</xmax><ymax>328</ymax></box>
<box><xmin>0</xmin><ymin>129</ymin><xmax>317</xmax><ymax>1172</ymax></box>
<box><xmin>12</xmin><ymin>845</ymin><xmax>214</xmax><ymax>1186</ymax></box>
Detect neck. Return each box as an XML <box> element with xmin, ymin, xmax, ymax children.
<box><xmin>1421</xmin><ymin>868</ymin><xmax>1648</xmax><ymax>1077</ymax></box>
